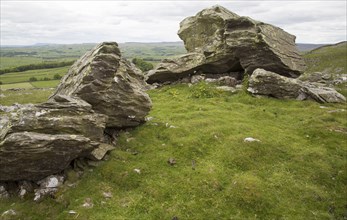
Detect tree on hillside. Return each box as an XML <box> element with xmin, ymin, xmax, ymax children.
<box><xmin>132</xmin><ymin>58</ymin><xmax>154</xmax><ymax>72</ymax></box>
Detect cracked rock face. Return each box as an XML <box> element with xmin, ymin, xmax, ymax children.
<box><xmin>51</xmin><ymin>42</ymin><xmax>152</xmax><ymax>127</ymax></box>
<box><xmin>147</xmin><ymin>5</ymin><xmax>306</xmax><ymax>83</ymax></box>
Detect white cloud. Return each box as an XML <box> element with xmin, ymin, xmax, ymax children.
<box><xmin>1</xmin><ymin>0</ymin><xmax>346</xmax><ymax>45</ymax></box>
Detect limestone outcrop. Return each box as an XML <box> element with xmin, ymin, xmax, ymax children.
<box><xmin>147</xmin><ymin>5</ymin><xmax>306</xmax><ymax>83</ymax></box>
<box><xmin>248</xmin><ymin>69</ymin><xmax>346</xmax><ymax>103</ymax></box>
<box><xmin>0</xmin><ymin>42</ymin><xmax>152</xmax><ymax>182</ymax></box>
<box><xmin>51</xmin><ymin>42</ymin><xmax>152</xmax><ymax>127</ymax></box>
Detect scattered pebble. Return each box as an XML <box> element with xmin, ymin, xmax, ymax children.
<box><xmin>68</xmin><ymin>210</ymin><xmax>77</xmax><ymax>215</ymax></box>
<box><xmin>134</xmin><ymin>169</ymin><xmax>141</xmax><ymax>174</ymax></box>
<box><xmin>126</xmin><ymin>137</ymin><xmax>135</xmax><ymax>142</ymax></box>
<box><xmin>319</xmin><ymin>106</ymin><xmax>328</xmax><ymax>109</ymax></box>
<box><xmin>167</xmin><ymin>158</ymin><xmax>176</xmax><ymax>166</ymax></box>
<box><xmin>145</xmin><ymin>116</ymin><xmax>154</xmax><ymax>121</ymax></box>
<box><xmin>192</xmin><ymin>160</ymin><xmax>196</xmax><ymax>170</ymax></box>
<box><xmin>327</xmin><ymin>109</ymin><xmax>345</xmax><ymax>113</ymax></box>
<box><xmin>244</xmin><ymin>137</ymin><xmax>260</xmax><ymax>142</ymax></box>
<box><xmin>82</xmin><ymin>198</ymin><xmax>93</xmax><ymax>208</ymax></box>
<box><xmin>1</xmin><ymin>209</ymin><xmax>16</xmax><ymax>217</ymax></box>
<box><xmin>102</xmin><ymin>192</ymin><xmax>112</xmax><ymax>199</ymax></box>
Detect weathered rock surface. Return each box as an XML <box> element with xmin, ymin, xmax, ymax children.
<box><xmin>0</xmin><ymin>42</ymin><xmax>152</xmax><ymax>182</ymax></box>
<box><xmin>147</xmin><ymin>5</ymin><xmax>305</xmax><ymax>83</ymax></box>
<box><xmin>0</xmin><ymin>97</ymin><xmax>108</xmax><ymax>181</ymax></box>
<box><xmin>248</xmin><ymin>69</ymin><xmax>346</xmax><ymax>103</ymax></box>
<box><xmin>51</xmin><ymin>42</ymin><xmax>152</xmax><ymax>127</ymax></box>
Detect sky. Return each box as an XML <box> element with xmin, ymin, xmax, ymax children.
<box><xmin>1</xmin><ymin>0</ymin><xmax>346</xmax><ymax>45</ymax></box>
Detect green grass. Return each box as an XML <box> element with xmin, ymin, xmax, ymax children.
<box><xmin>0</xmin><ymin>66</ymin><xmax>68</xmax><ymax>84</ymax></box>
<box><xmin>304</xmin><ymin>42</ymin><xmax>347</xmax><ymax>75</ymax></box>
<box><xmin>0</xmin><ymin>83</ymin><xmax>346</xmax><ymax>219</ymax></box>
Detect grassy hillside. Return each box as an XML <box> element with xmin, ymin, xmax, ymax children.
<box><xmin>1</xmin><ymin>84</ymin><xmax>346</xmax><ymax>219</ymax></box>
<box><xmin>0</xmin><ymin>42</ymin><xmax>346</xmax><ymax>219</ymax></box>
<box><xmin>304</xmin><ymin>41</ymin><xmax>347</xmax><ymax>75</ymax></box>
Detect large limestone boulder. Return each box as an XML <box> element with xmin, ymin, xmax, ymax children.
<box><xmin>51</xmin><ymin>42</ymin><xmax>152</xmax><ymax>127</ymax></box>
<box><xmin>147</xmin><ymin>5</ymin><xmax>306</xmax><ymax>83</ymax></box>
<box><xmin>0</xmin><ymin>97</ymin><xmax>107</xmax><ymax>181</ymax></box>
<box><xmin>248</xmin><ymin>69</ymin><xmax>346</xmax><ymax>103</ymax></box>
<box><xmin>0</xmin><ymin>42</ymin><xmax>152</xmax><ymax>182</ymax></box>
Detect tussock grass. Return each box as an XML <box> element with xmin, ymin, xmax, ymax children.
<box><xmin>0</xmin><ymin>83</ymin><xmax>346</xmax><ymax>219</ymax></box>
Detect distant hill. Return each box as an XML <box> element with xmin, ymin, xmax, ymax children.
<box><xmin>303</xmin><ymin>41</ymin><xmax>347</xmax><ymax>75</ymax></box>
<box><xmin>296</xmin><ymin>43</ymin><xmax>327</xmax><ymax>52</ymax></box>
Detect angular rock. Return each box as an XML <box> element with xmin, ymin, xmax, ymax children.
<box><xmin>88</xmin><ymin>143</ymin><xmax>115</xmax><ymax>161</ymax></box>
<box><xmin>0</xmin><ymin>132</ymin><xmax>94</xmax><ymax>181</ymax></box>
<box><xmin>299</xmin><ymin>85</ymin><xmax>346</xmax><ymax>103</ymax></box>
<box><xmin>247</xmin><ymin>69</ymin><xmax>302</xmax><ymax>99</ymax></box>
<box><xmin>248</xmin><ymin>69</ymin><xmax>346</xmax><ymax>103</ymax></box>
<box><xmin>2</xmin><ymin>97</ymin><xmax>107</xmax><ymax>142</ymax></box>
<box><xmin>147</xmin><ymin>5</ymin><xmax>305</xmax><ymax>83</ymax></box>
<box><xmin>51</xmin><ymin>42</ymin><xmax>152</xmax><ymax>127</ymax></box>
<box><xmin>0</xmin><ymin>97</ymin><xmax>110</xmax><ymax>181</ymax></box>
<box><xmin>0</xmin><ymin>183</ymin><xmax>9</xmax><ymax>199</ymax></box>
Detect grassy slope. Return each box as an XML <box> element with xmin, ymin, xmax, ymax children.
<box><xmin>0</xmin><ymin>84</ymin><xmax>346</xmax><ymax>219</ymax></box>
<box><xmin>0</xmin><ymin>43</ymin><xmax>346</xmax><ymax>219</ymax></box>
<box><xmin>304</xmin><ymin>41</ymin><xmax>347</xmax><ymax>75</ymax></box>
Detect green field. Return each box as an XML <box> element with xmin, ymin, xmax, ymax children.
<box><xmin>0</xmin><ymin>66</ymin><xmax>68</xmax><ymax>84</ymax></box>
<box><xmin>0</xmin><ymin>44</ymin><xmax>95</xmax><ymax>69</ymax></box>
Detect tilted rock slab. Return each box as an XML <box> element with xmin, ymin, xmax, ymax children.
<box><xmin>0</xmin><ymin>42</ymin><xmax>152</xmax><ymax>181</ymax></box>
<box><xmin>248</xmin><ymin>69</ymin><xmax>346</xmax><ymax>103</ymax></box>
<box><xmin>147</xmin><ymin>5</ymin><xmax>306</xmax><ymax>83</ymax></box>
<box><xmin>51</xmin><ymin>42</ymin><xmax>152</xmax><ymax>127</ymax></box>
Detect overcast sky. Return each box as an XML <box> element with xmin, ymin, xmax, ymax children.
<box><xmin>1</xmin><ymin>0</ymin><xmax>346</xmax><ymax>45</ymax></box>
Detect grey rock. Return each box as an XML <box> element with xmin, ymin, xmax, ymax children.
<box><xmin>244</xmin><ymin>137</ymin><xmax>260</xmax><ymax>142</ymax></box>
<box><xmin>0</xmin><ymin>42</ymin><xmax>153</xmax><ymax>182</ymax></box>
<box><xmin>147</xmin><ymin>5</ymin><xmax>305</xmax><ymax>83</ymax></box>
<box><xmin>37</xmin><ymin>175</ymin><xmax>64</xmax><ymax>188</ymax></box>
<box><xmin>82</xmin><ymin>198</ymin><xmax>94</xmax><ymax>208</ymax></box>
<box><xmin>248</xmin><ymin>69</ymin><xmax>346</xmax><ymax>103</ymax></box>
<box><xmin>0</xmin><ymin>183</ymin><xmax>9</xmax><ymax>199</ymax></box>
<box><xmin>191</xmin><ymin>75</ymin><xmax>205</xmax><ymax>84</ymax></box>
<box><xmin>300</xmin><ymin>85</ymin><xmax>346</xmax><ymax>103</ymax></box>
<box><xmin>34</xmin><ymin>188</ymin><xmax>58</xmax><ymax>202</ymax></box>
<box><xmin>217</xmin><ymin>76</ymin><xmax>237</xmax><ymax>87</ymax></box>
<box><xmin>88</xmin><ymin>143</ymin><xmax>115</xmax><ymax>161</ymax></box>
<box><xmin>168</xmin><ymin>158</ymin><xmax>177</xmax><ymax>166</ymax></box>
<box><xmin>248</xmin><ymin>69</ymin><xmax>302</xmax><ymax>99</ymax></box>
<box><xmin>51</xmin><ymin>42</ymin><xmax>152</xmax><ymax>127</ymax></box>
<box><xmin>216</xmin><ymin>86</ymin><xmax>237</xmax><ymax>93</ymax></box>
<box><xmin>18</xmin><ymin>181</ymin><xmax>34</xmax><ymax>198</ymax></box>
<box><xmin>1</xmin><ymin>209</ymin><xmax>16</xmax><ymax>217</ymax></box>
<box><xmin>0</xmin><ymin>132</ymin><xmax>94</xmax><ymax>181</ymax></box>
